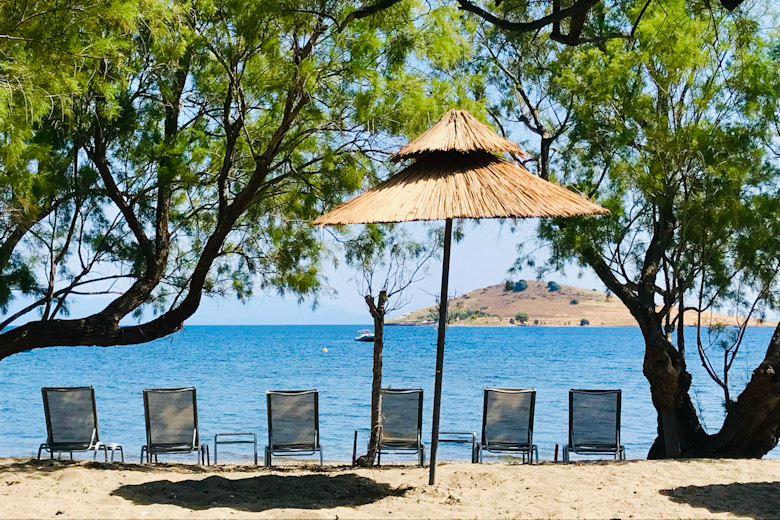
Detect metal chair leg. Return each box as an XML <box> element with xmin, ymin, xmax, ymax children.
<box><xmin>352</xmin><ymin>431</ymin><xmax>358</xmax><ymax>467</ymax></box>
<box><xmin>111</xmin><ymin>446</ymin><xmax>124</xmax><ymax>463</ymax></box>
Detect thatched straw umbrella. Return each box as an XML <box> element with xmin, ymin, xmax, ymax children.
<box><xmin>313</xmin><ymin>109</ymin><xmax>608</xmax><ymax>484</ymax></box>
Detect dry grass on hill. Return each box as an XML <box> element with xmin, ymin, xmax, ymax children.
<box><xmin>390</xmin><ymin>281</ymin><xmax>773</xmax><ymax>328</ymax></box>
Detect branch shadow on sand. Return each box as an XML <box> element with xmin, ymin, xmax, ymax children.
<box><xmin>112</xmin><ymin>473</ymin><xmax>409</xmax><ymax>512</ymax></box>
<box><xmin>660</xmin><ymin>481</ymin><xmax>780</xmax><ymax>518</ymax></box>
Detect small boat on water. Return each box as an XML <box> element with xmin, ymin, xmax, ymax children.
<box><xmin>354</xmin><ymin>329</ymin><xmax>374</xmax><ymax>342</ymax></box>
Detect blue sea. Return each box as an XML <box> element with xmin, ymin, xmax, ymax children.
<box><xmin>0</xmin><ymin>325</ymin><xmax>776</xmax><ymax>463</ymax></box>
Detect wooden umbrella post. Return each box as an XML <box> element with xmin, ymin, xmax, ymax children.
<box><xmin>429</xmin><ymin>218</ymin><xmax>453</xmax><ymax>485</ymax></box>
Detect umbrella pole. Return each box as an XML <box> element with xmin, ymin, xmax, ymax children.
<box><xmin>429</xmin><ymin>218</ymin><xmax>453</xmax><ymax>485</ymax></box>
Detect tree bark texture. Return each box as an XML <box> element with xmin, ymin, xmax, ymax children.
<box><xmin>640</xmin><ymin>316</ymin><xmax>707</xmax><ymax>458</ymax></box>
<box><xmin>355</xmin><ymin>290</ymin><xmax>386</xmax><ymax>467</ymax></box>
<box><xmin>644</xmin><ymin>319</ymin><xmax>780</xmax><ymax>458</ymax></box>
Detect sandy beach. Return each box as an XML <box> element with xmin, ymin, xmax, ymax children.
<box><xmin>1</xmin><ymin>457</ymin><xmax>779</xmax><ymax>519</ymax></box>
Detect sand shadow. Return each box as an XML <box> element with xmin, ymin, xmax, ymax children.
<box><xmin>660</xmin><ymin>481</ymin><xmax>780</xmax><ymax>519</ymax></box>
<box><xmin>0</xmin><ymin>458</ymin><xmax>214</xmax><ymax>475</ymax></box>
<box><xmin>112</xmin><ymin>473</ymin><xmax>408</xmax><ymax>512</ymax></box>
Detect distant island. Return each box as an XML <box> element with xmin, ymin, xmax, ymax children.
<box><xmin>389</xmin><ymin>280</ymin><xmax>774</xmax><ymax>327</ymax></box>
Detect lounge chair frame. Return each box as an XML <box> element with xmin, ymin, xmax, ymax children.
<box><xmin>375</xmin><ymin>388</ymin><xmax>425</xmax><ymax>466</ymax></box>
<box><xmin>563</xmin><ymin>389</ymin><xmax>625</xmax><ymax>461</ymax></box>
<box><xmin>265</xmin><ymin>389</ymin><xmax>323</xmax><ymax>466</ymax></box>
<box><xmin>480</xmin><ymin>387</ymin><xmax>538</xmax><ymax>463</ymax></box>
<box><xmin>38</xmin><ymin>386</ymin><xmax>124</xmax><ymax>462</ymax></box>
<box><xmin>140</xmin><ymin>387</ymin><xmax>209</xmax><ymax>465</ymax></box>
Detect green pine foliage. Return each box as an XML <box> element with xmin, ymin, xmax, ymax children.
<box><xmin>0</xmin><ymin>1</ymin><xmax>480</xmax><ymax>335</ymax></box>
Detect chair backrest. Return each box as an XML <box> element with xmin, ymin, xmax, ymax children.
<box><xmin>482</xmin><ymin>388</ymin><xmax>535</xmax><ymax>449</ymax></box>
<box><xmin>380</xmin><ymin>388</ymin><xmax>423</xmax><ymax>448</ymax></box>
<box><xmin>267</xmin><ymin>390</ymin><xmax>319</xmax><ymax>451</ymax></box>
<box><xmin>569</xmin><ymin>389</ymin><xmax>621</xmax><ymax>450</ymax></box>
<box><xmin>41</xmin><ymin>386</ymin><xmax>98</xmax><ymax>449</ymax></box>
<box><xmin>143</xmin><ymin>387</ymin><xmax>199</xmax><ymax>449</ymax></box>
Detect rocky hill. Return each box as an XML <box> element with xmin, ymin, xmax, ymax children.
<box><xmin>389</xmin><ymin>280</ymin><xmax>773</xmax><ymax>327</ymax></box>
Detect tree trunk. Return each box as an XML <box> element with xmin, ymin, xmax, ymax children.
<box><xmin>578</xmin><ymin>224</ymin><xmax>780</xmax><ymax>460</ymax></box>
<box><xmin>363</xmin><ymin>303</ymin><xmax>385</xmax><ymax>464</ymax></box>
<box><xmin>639</xmin><ymin>314</ymin><xmax>705</xmax><ymax>458</ymax></box>
<box><xmin>643</xmin><ymin>316</ymin><xmax>780</xmax><ymax>459</ymax></box>
<box><xmin>539</xmin><ymin>135</ymin><xmax>552</xmax><ymax>181</ymax></box>
<box><xmin>355</xmin><ymin>290</ymin><xmax>386</xmax><ymax>467</ymax></box>
<box><xmin>679</xmin><ymin>321</ymin><xmax>780</xmax><ymax>457</ymax></box>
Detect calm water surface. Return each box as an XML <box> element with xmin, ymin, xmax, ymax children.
<box><xmin>0</xmin><ymin>325</ymin><xmax>776</xmax><ymax>462</ymax></box>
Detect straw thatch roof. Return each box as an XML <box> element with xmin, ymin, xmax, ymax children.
<box><xmin>391</xmin><ymin>109</ymin><xmax>527</xmax><ymax>162</ymax></box>
<box><xmin>312</xmin><ymin>151</ymin><xmax>608</xmax><ymax>225</ymax></box>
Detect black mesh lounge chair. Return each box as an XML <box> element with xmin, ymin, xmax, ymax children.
<box><xmin>563</xmin><ymin>389</ymin><xmax>625</xmax><ymax>461</ymax></box>
<box><xmin>141</xmin><ymin>387</ymin><xmax>209</xmax><ymax>464</ymax></box>
<box><xmin>38</xmin><ymin>386</ymin><xmax>124</xmax><ymax>462</ymax></box>
<box><xmin>363</xmin><ymin>388</ymin><xmax>424</xmax><ymax>466</ymax></box>
<box><xmin>480</xmin><ymin>388</ymin><xmax>538</xmax><ymax>463</ymax></box>
<box><xmin>265</xmin><ymin>389</ymin><xmax>323</xmax><ymax>466</ymax></box>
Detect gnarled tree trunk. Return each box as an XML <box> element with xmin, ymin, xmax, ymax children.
<box><xmin>683</xmin><ymin>322</ymin><xmax>780</xmax><ymax>457</ymax></box>
<box><xmin>639</xmin><ymin>316</ymin><xmax>707</xmax><ymax>458</ymax></box>
<box><xmin>636</xmin><ymin>301</ymin><xmax>780</xmax><ymax>459</ymax></box>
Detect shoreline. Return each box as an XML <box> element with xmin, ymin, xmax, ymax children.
<box><xmin>387</xmin><ymin>321</ymin><xmax>778</xmax><ymax>328</ymax></box>
<box><xmin>1</xmin><ymin>457</ymin><xmax>778</xmax><ymax>518</ymax></box>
